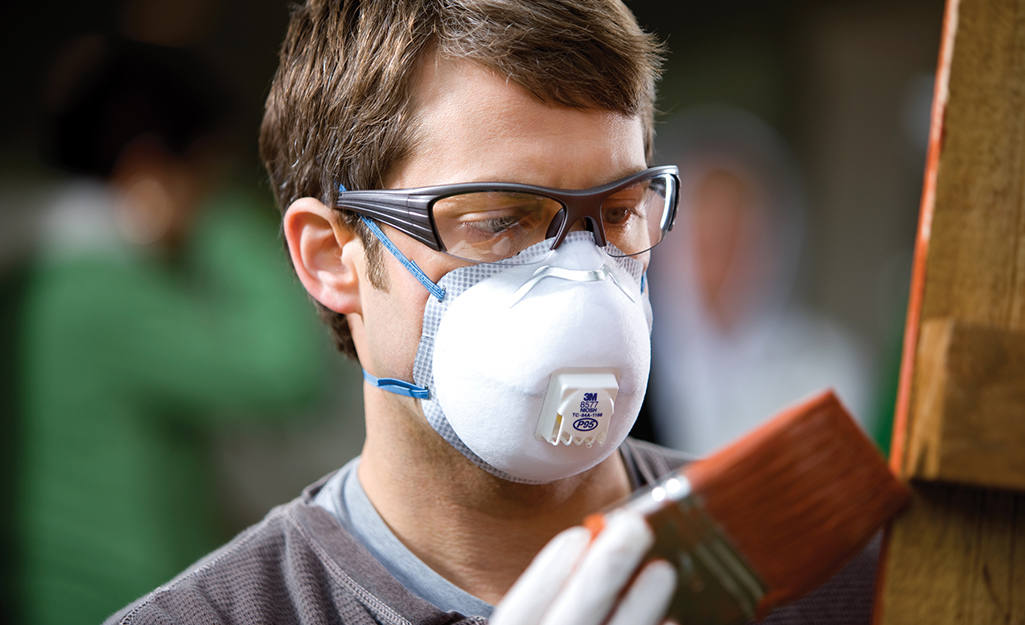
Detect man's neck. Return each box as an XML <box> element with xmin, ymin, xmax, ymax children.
<box><xmin>358</xmin><ymin>391</ymin><xmax>633</xmax><ymax>605</ymax></box>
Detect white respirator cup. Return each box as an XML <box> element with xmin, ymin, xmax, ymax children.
<box><xmin>412</xmin><ymin>232</ymin><xmax>653</xmax><ymax>483</ymax></box>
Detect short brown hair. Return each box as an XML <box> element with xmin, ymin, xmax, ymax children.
<box><xmin>260</xmin><ymin>0</ymin><xmax>664</xmax><ymax>360</ymax></box>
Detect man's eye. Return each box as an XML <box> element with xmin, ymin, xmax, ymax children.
<box><xmin>473</xmin><ymin>213</ymin><xmax>523</xmax><ymax>234</ymax></box>
<box><xmin>433</xmin><ymin>192</ymin><xmax>560</xmax><ymax>259</ymax></box>
<box><xmin>602</xmin><ymin>204</ymin><xmax>638</xmax><ymax>226</ymax></box>
<box><xmin>454</xmin><ymin>210</ymin><xmax>542</xmax><ymax>246</ymax></box>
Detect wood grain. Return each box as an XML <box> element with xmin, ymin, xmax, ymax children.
<box><xmin>879</xmin><ymin>485</ymin><xmax>1025</xmax><ymax>624</ymax></box>
<box><xmin>906</xmin><ymin>319</ymin><xmax>1025</xmax><ymax>491</ymax></box>
<box><xmin>918</xmin><ymin>4</ymin><xmax>1025</xmax><ymax>330</ymax></box>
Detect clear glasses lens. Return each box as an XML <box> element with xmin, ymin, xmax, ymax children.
<box><xmin>432</xmin><ymin>192</ymin><xmax>563</xmax><ymax>263</ymax></box>
<box><xmin>431</xmin><ymin>173</ymin><xmax>676</xmax><ymax>263</ymax></box>
<box><xmin>600</xmin><ymin>174</ymin><xmax>674</xmax><ymax>258</ymax></box>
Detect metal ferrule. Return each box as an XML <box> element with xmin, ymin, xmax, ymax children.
<box><xmin>618</xmin><ymin>474</ymin><xmax>768</xmax><ymax>625</ymax></box>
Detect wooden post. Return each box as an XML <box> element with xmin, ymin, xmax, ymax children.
<box><xmin>875</xmin><ymin>0</ymin><xmax>1025</xmax><ymax>623</ymax></box>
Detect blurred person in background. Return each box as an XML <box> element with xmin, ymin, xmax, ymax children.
<box><xmin>640</xmin><ymin>106</ymin><xmax>874</xmax><ymax>456</ymax></box>
<box><xmin>13</xmin><ymin>34</ymin><xmax>330</xmax><ymax>625</ymax></box>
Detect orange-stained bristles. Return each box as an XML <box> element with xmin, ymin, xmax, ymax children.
<box><xmin>583</xmin><ymin>513</ymin><xmax>606</xmax><ymax>539</ymax></box>
<box><xmin>683</xmin><ymin>390</ymin><xmax>910</xmax><ymax>613</ymax></box>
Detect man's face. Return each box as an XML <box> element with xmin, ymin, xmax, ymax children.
<box><xmin>354</xmin><ymin>55</ymin><xmax>648</xmax><ymax>391</ymax></box>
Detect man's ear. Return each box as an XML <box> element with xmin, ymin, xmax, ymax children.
<box><xmin>283</xmin><ymin>197</ymin><xmax>361</xmax><ymax>315</ymax></box>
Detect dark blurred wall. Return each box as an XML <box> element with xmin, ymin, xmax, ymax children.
<box><xmin>0</xmin><ymin>0</ymin><xmax>289</xmax><ymax>189</ymax></box>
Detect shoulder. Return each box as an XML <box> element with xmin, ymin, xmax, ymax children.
<box><xmin>104</xmin><ymin>481</ymin><xmax>470</xmax><ymax>625</ymax></box>
<box><xmin>104</xmin><ymin>499</ymin><xmax>320</xmax><ymax>625</ymax></box>
<box><xmin>103</xmin><ymin>490</ymin><xmax>394</xmax><ymax>625</ymax></box>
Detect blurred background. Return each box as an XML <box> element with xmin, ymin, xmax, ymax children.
<box><xmin>0</xmin><ymin>0</ymin><xmax>942</xmax><ymax>623</ymax></box>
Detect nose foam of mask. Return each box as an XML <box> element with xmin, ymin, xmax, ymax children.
<box><xmin>412</xmin><ymin>232</ymin><xmax>653</xmax><ymax>484</ymax></box>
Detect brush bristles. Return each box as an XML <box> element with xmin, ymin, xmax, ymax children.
<box><xmin>683</xmin><ymin>390</ymin><xmax>909</xmax><ymax>611</ymax></box>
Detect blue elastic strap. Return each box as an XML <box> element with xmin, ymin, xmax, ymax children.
<box><xmin>358</xmin><ymin>215</ymin><xmax>446</xmax><ymax>302</ymax></box>
<box><xmin>640</xmin><ymin>272</ymin><xmax>647</xmax><ymax>295</ymax></box>
<box><xmin>363</xmin><ymin>369</ymin><xmax>430</xmax><ymax>399</ymax></box>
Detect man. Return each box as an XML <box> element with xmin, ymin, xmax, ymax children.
<box><xmin>108</xmin><ymin>1</ymin><xmax>878</xmax><ymax>623</ymax></box>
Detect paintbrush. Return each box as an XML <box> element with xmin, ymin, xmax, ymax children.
<box><xmin>586</xmin><ymin>390</ymin><xmax>910</xmax><ymax>624</ymax></box>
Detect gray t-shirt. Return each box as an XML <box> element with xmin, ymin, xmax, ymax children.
<box><xmin>313</xmin><ymin>458</ymin><xmax>494</xmax><ymax>618</ymax></box>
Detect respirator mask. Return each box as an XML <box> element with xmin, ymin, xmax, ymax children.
<box><xmin>422</xmin><ymin>232</ymin><xmax>652</xmax><ymax>483</ymax></box>
<box><xmin>360</xmin><ymin>225</ymin><xmax>651</xmax><ymax>484</ymax></box>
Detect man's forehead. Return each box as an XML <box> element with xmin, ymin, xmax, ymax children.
<box><xmin>393</xmin><ymin>55</ymin><xmax>646</xmax><ymax>189</ymax></box>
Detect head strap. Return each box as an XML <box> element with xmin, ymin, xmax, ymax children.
<box><xmin>362</xmin><ymin>369</ymin><xmax>430</xmax><ymax>399</ymax></box>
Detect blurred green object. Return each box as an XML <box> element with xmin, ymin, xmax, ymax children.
<box><xmin>15</xmin><ymin>185</ymin><xmax>330</xmax><ymax>625</ymax></box>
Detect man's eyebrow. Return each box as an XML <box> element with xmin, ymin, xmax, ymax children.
<box><xmin>611</xmin><ymin>166</ymin><xmax>650</xmax><ymax>181</ymax></box>
<box><xmin>588</xmin><ymin>167</ymin><xmax>654</xmax><ymax>189</ymax></box>
<box><xmin>451</xmin><ymin>167</ymin><xmax>653</xmax><ymax>189</ymax></box>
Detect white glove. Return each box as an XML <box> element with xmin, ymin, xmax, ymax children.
<box><xmin>490</xmin><ymin>510</ymin><xmax>677</xmax><ymax>625</ymax></box>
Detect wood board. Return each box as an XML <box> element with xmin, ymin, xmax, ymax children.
<box><xmin>875</xmin><ymin>0</ymin><xmax>1025</xmax><ymax>622</ymax></box>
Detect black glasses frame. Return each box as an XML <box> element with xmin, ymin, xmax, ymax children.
<box><xmin>334</xmin><ymin>165</ymin><xmax>680</xmax><ymax>255</ymax></box>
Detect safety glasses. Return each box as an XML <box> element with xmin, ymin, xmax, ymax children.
<box><xmin>335</xmin><ymin>165</ymin><xmax>679</xmax><ymax>263</ymax></box>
